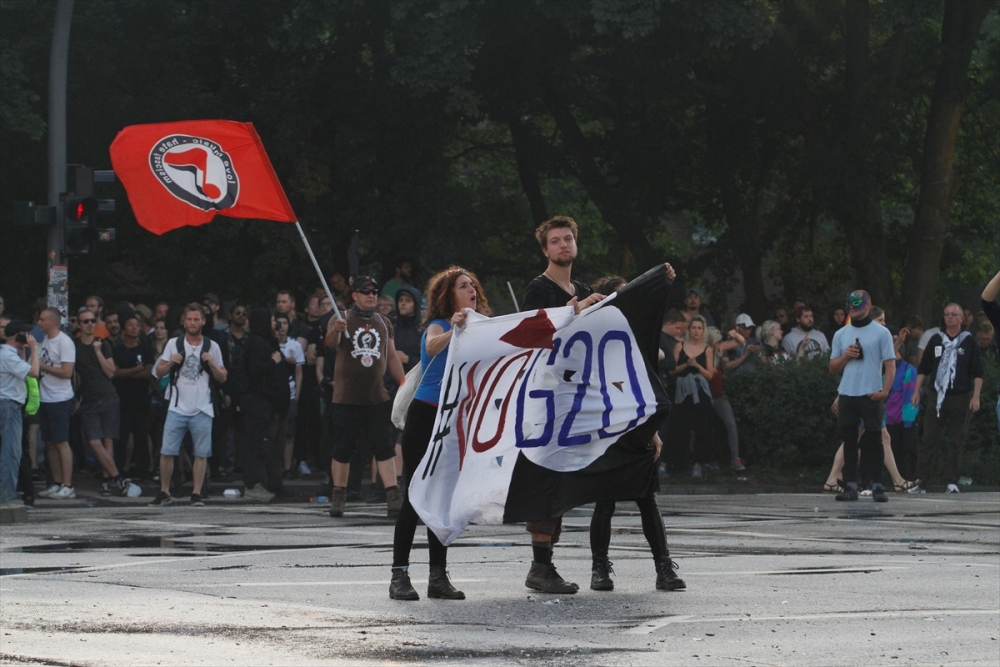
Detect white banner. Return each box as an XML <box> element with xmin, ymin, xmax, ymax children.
<box><xmin>409</xmin><ymin>296</ymin><xmax>658</xmax><ymax>545</ymax></box>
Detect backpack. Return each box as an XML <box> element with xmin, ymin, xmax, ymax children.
<box><xmin>167</xmin><ymin>336</ymin><xmax>213</xmax><ymax>408</ymax></box>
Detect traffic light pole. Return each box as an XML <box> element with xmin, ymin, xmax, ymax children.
<box><xmin>47</xmin><ymin>0</ymin><xmax>74</xmax><ymax>321</ymax></box>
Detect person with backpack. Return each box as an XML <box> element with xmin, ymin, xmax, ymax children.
<box><xmin>149</xmin><ymin>304</ymin><xmax>227</xmax><ymax>507</ymax></box>
<box><xmin>1</xmin><ymin>319</ymin><xmax>39</xmax><ymax>506</ymax></box>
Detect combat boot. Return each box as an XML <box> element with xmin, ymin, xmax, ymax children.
<box><xmin>655</xmin><ymin>559</ymin><xmax>686</xmax><ymax>591</ymax></box>
<box><xmin>525</xmin><ymin>562</ymin><xmax>578</xmax><ymax>594</ymax></box>
<box><xmin>389</xmin><ymin>568</ymin><xmax>419</xmax><ymax>600</ymax></box>
<box><xmin>328</xmin><ymin>487</ymin><xmax>347</xmax><ymax>518</ymax></box>
<box><xmin>590</xmin><ymin>559</ymin><xmax>614</xmax><ymax>591</ymax></box>
<box><xmin>427</xmin><ymin>565</ymin><xmax>465</xmax><ymax>600</ymax></box>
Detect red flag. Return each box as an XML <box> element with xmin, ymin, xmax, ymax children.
<box><xmin>110</xmin><ymin>120</ymin><xmax>296</xmax><ymax>235</ymax></box>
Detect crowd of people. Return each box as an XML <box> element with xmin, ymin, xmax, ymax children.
<box><xmin>1</xmin><ymin>225</ymin><xmax>998</xmax><ymax>599</ymax></box>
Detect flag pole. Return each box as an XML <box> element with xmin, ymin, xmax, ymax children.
<box><xmin>507</xmin><ymin>281</ymin><xmax>519</xmax><ymax>313</ymax></box>
<box><xmin>294</xmin><ymin>221</ymin><xmax>343</xmax><ymax>321</ymax></box>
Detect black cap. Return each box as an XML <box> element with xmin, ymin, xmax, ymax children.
<box><xmin>4</xmin><ymin>319</ymin><xmax>33</xmax><ymax>338</ymax></box>
<box><xmin>351</xmin><ymin>276</ymin><xmax>378</xmax><ymax>292</ymax></box>
<box><xmin>202</xmin><ymin>292</ymin><xmax>220</xmax><ymax>305</ymax></box>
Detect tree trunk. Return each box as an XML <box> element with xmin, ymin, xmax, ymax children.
<box><xmin>901</xmin><ymin>0</ymin><xmax>994</xmax><ymax>324</ymax></box>
<box><xmin>507</xmin><ymin>117</ymin><xmax>549</xmax><ymax>224</ymax></box>
<box><xmin>543</xmin><ymin>95</ymin><xmax>659</xmax><ymax>269</ymax></box>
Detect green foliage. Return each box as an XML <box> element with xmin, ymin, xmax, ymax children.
<box><xmin>725</xmin><ymin>356</ymin><xmax>842</xmax><ymax>469</ymax></box>
<box><xmin>958</xmin><ymin>357</ymin><xmax>1000</xmax><ymax>486</ymax></box>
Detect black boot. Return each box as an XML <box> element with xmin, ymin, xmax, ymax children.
<box><xmin>389</xmin><ymin>568</ymin><xmax>419</xmax><ymax>600</ymax></box>
<box><xmin>525</xmin><ymin>562</ymin><xmax>578</xmax><ymax>594</ymax></box>
<box><xmin>655</xmin><ymin>559</ymin><xmax>686</xmax><ymax>591</ymax></box>
<box><xmin>590</xmin><ymin>559</ymin><xmax>614</xmax><ymax>591</ymax></box>
<box><xmin>427</xmin><ymin>565</ymin><xmax>465</xmax><ymax>600</ymax></box>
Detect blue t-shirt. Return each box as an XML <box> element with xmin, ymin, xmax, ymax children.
<box><xmin>831</xmin><ymin>322</ymin><xmax>895</xmax><ymax>396</ymax></box>
<box><xmin>413</xmin><ymin>319</ymin><xmax>451</xmax><ymax>405</ymax></box>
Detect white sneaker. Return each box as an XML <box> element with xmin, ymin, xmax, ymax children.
<box><xmin>243</xmin><ymin>484</ymin><xmax>275</xmax><ymax>502</ymax></box>
<box><xmin>946</xmin><ymin>483</ymin><xmax>960</xmax><ymax>494</ymax></box>
<box><xmin>907</xmin><ymin>484</ymin><xmax>925</xmax><ymax>494</ymax></box>
<box><xmin>38</xmin><ymin>484</ymin><xmax>61</xmax><ymax>498</ymax></box>
<box><xmin>298</xmin><ymin>460</ymin><xmax>312</xmax><ymax>477</ymax></box>
<box><xmin>52</xmin><ymin>485</ymin><xmax>76</xmax><ymax>499</ymax></box>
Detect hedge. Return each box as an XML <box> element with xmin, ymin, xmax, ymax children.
<box><xmin>722</xmin><ymin>356</ymin><xmax>1000</xmax><ymax>484</ymax></box>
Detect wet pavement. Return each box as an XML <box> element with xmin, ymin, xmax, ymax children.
<box><xmin>1</xmin><ymin>492</ymin><xmax>998</xmax><ymax>666</ymax></box>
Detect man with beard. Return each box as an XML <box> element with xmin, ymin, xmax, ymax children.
<box><xmin>782</xmin><ymin>305</ymin><xmax>830</xmax><ymax>360</ymax></box>
<box><xmin>381</xmin><ymin>259</ymin><xmax>415</xmax><ymax>301</ymax></box>
<box><xmin>150</xmin><ymin>304</ymin><xmax>227</xmax><ymax>506</ymax></box>
<box><xmin>113</xmin><ymin>312</ymin><xmax>154</xmax><ymax>479</ymax></box>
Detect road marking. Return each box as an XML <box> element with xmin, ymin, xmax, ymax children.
<box><xmin>183</xmin><ymin>579</ymin><xmax>487</xmax><ymax>587</ymax></box>
<box><xmin>623</xmin><ymin>608</ymin><xmax>1000</xmax><ymax>634</ymax></box>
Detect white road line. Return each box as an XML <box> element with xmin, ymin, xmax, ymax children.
<box><xmin>183</xmin><ymin>579</ymin><xmax>487</xmax><ymax>587</ymax></box>
<box><xmin>624</xmin><ymin>608</ymin><xmax>1000</xmax><ymax>634</ymax></box>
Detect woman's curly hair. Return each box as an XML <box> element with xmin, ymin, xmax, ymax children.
<box><xmin>421</xmin><ymin>266</ymin><xmax>490</xmax><ymax>330</ymax></box>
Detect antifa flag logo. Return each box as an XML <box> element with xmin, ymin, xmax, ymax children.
<box><xmin>148</xmin><ymin>135</ymin><xmax>239</xmax><ymax>211</ymax></box>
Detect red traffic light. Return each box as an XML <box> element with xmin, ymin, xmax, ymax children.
<box><xmin>64</xmin><ymin>196</ymin><xmax>98</xmax><ymax>222</ymax></box>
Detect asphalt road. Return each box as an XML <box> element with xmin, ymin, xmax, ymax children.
<box><xmin>1</xmin><ymin>491</ymin><xmax>998</xmax><ymax>666</ymax></box>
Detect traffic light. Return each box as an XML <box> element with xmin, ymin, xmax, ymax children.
<box><xmin>63</xmin><ymin>195</ymin><xmax>99</xmax><ymax>254</ymax></box>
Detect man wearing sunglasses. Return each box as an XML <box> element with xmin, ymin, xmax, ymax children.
<box><xmin>75</xmin><ymin>312</ymin><xmax>129</xmax><ymax>496</ymax></box>
<box><xmin>829</xmin><ymin>290</ymin><xmax>896</xmax><ymax>502</ymax></box>
<box><xmin>326</xmin><ymin>276</ymin><xmax>406</xmax><ymax>518</ymax></box>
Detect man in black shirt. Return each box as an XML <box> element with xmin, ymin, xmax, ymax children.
<box><xmin>75</xmin><ymin>313</ymin><xmax>129</xmax><ymax>496</ymax></box>
<box><xmin>113</xmin><ymin>312</ymin><xmax>154</xmax><ymax>478</ymax></box>
<box><xmin>911</xmin><ymin>303</ymin><xmax>984</xmax><ymax>493</ymax></box>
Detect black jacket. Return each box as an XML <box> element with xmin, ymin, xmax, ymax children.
<box><xmin>394</xmin><ymin>285</ymin><xmax>423</xmax><ymax>374</ymax></box>
<box><xmin>244</xmin><ymin>308</ymin><xmax>290</xmax><ymax>413</ymax></box>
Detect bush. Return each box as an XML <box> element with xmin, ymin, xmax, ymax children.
<box><xmin>956</xmin><ymin>356</ymin><xmax>999</xmax><ymax>485</ymax></box>
<box><xmin>725</xmin><ymin>356</ymin><xmax>841</xmax><ymax>469</ymax></box>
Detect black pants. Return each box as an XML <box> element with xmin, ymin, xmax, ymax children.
<box><xmin>664</xmin><ymin>393</ymin><xmax>713</xmax><ymax>466</ymax></box>
<box><xmin>392</xmin><ymin>400</ymin><xmax>447</xmax><ymax>569</ymax></box>
<box><xmin>838</xmin><ymin>394</ymin><xmax>885</xmax><ymax>486</ymax></box>
<box><xmin>887</xmin><ymin>423</ymin><xmax>918</xmax><ymax>480</ymax></box>
<box><xmin>241</xmin><ymin>393</ymin><xmax>275</xmax><ymax>490</ymax></box>
<box><xmin>295</xmin><ymin>374</ymin><xmax>322</xmax><ymax>465</ymax></box>
<box><xmin>915</xmin><ymin>390</ymin><xmax>970</xmax><ymax>485</ymax></box>
<box><xmin>591</xmin><ymin>493</ymin><xmax>670</xmax><ymax>564</ymax></box>
<box><xmin>119</xmin><ymin>397</ymin><xmax>151</xmax><ymax>475</ymax></box>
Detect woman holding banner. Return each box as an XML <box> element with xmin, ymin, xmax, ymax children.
<box><xmin>389</xmin><ymin>266</ymin><xmax>490</xmax><ymax>601</ymax></box>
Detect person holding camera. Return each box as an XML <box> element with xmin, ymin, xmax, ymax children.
<box><xmin>1</xmin><ymin>320</ymin><xmax>40</xmax><ymax>505</ymax></box>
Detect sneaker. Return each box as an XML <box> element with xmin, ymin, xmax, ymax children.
<box><xmin>38</xmin><ymin>484</ymin><xmax>61</xmax><ymax>498</ymax></box>
<box><xmin>946</xmin><ymin>483</ymin><xmax>960</xmax><ymax>494</ymax></box>
<box><xmin>115</xmin><ymin>477</ymin><xmax>130</xmax><ymax>497</ymax></box>
<box><xmin>731</xmin><ymin>458</ymin><xmax>746</xmax><ymax>472</ymax></box>
<box><xmin>872</xmin><ymin>485</ymin><xmax>888</xmax><ymax>503</ymax></box>
<box><xmin>189</xmin><ymin>493</ymin><xmax>205</xmax><ymax>507</ymax></box>
<box><xmin>859</xmin><ymin>489</ymin><xmax>873</xmax><ymax>497</ymax></box>
<box><xmin>591</xmin><ymin>559</ymin><xmax>614</xmax><ymax>591</ymax></box>
<box><xmin>525</xmin><ymin>562</ymin><xmax>578</xmax><ymax>594</ymax></box>
<box><xmin>835</xmin><ymin>487</ymin><xmax>859</xmax><ymax>501</ymax></box>
<box><xmin>389</xmin><ymin>568</ymin><xmax>419</xmax><ymax>600</ymax></box>
<box><xmin>328</xmin><ymin>487</ymin><xmax>347</xmax><ymax>517</ymax></box>
<box><xmin>52</xmin><ymin>485</ymin><xmax>76</xmax><ymax>499</ymax></box>
<box><xmin>691</xmin><ymin>464</ymin><xmax>703</xmax><ymax>479</ymax></box>
<box><xmin>655</xmin><ymin>559</ymin><xmax>686</xmax><ymax>591</ymax></box>
<box><xmin>298</xmin><ymin>460</ymin><xmax>312</xmax><ymax>477</ymax></box>
<box><xmin>907</xmin><ymin>484</ymin><xmax>926</xmax><ymax>494</ymax></box>
<box><xmin>243</xmin><ymin>484</ymin><xmax>275</xmax><ymax>502</ymax></box>
<box><xmin>100</xmin><ymin>481</ymin><xmax>112</xmax><ymax>496</ymax></box>
<box><xmin>386</xmin><ymin>487</ymin><xmax>403</xmax><ymax>517</ymax></box>
<box><xmin>148</xmin><ymin>491</ymin><xmax>172</xmax><ymax>506</ymax></box>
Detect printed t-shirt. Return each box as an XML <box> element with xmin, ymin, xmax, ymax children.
<box><xmin>333</xmin><ymin>312</ymin><xmax>394</xmax><ymax>405</ymax></box>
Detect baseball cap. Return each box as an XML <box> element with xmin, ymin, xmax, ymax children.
<box><xmin>4</xmin><ymin>319</ymin><xmax>33</xmax><ymax>338</ymax></box>
<box><xmin>685</xmin><ymin>288</ymin><xmax>702</xmax><ymax>297</ymax></box>
<box><xmin>735</xmin><ymin>313</ymin><xmax>755</xmax><ymax>327</ymax></box>
<box><xmin>351</xmin><ymin>275</ymin><xmax>378</xmax><ymax>292</ymax></box>
<box><xmin>202</xmin><ymin>292</ymin><xmax>220</xmax><ymax>305</ymax></box>
<box><xmin>847</xmin><ymin>290</ymin><xmax>871</xmax><ymax>314</ymax></box>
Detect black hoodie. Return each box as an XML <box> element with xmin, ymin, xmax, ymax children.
<box><xmin>244</xmin><ymin>307</ymin><xmax>290</xmax><ymax>413</ymax></box>
<box><xmin>394</xmin><ymin>286</ymin><xmax>423</xmax><ymax>373</ymax></box>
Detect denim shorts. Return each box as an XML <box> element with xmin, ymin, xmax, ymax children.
<box><xmin>161</xmin><ymin>410</ymin><xmax>213</xmax><ymax>458</ymax></box>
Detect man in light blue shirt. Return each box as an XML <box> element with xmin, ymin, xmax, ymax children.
<box><xmin>1</xmin><ymin>320</ymin><xmax>40</xmax><ymax>505</ymax></box>
<box><xmin>829</xmin><ymin>290</ymin><xmax>896</xmax><ymax>502</ymax></box>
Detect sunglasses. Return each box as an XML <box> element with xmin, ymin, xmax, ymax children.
<box><xmin>354</xmin><ymin>289</ymin><xmax>377</xmax><ymax>295</ymax></box>
<box><xmin>232</xmin><ymin>310</ymin><xmax>247</xmax><ymax>316</ymax></box>
<box><xmin>79</xmin><ymin>318</ymin><xmax>96</xmax><ymax>324</ymax></box>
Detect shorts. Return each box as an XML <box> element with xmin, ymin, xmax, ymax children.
<box><xmin>80</xmin><ymin>394</ymin><xmax>120</xmax><ymax>442</ymax></box>
<box><xmin>161</xmin><ymin>410</ymin><xmax>213</xmax><ymax>458</ymax></box>
<box><xmin>526</xmin><ymin>517</ymin><xmax>563</xmax><ymax>545</ymax></box>
<box><xmin>330</xmin><ymin>401</ymin><xmax>395</xmax><ymax>464</ymax></box>
<box><xmin>39</xmin><ymin>399</ymin><xmax>75</xmax><ymax>443</ymax></box>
